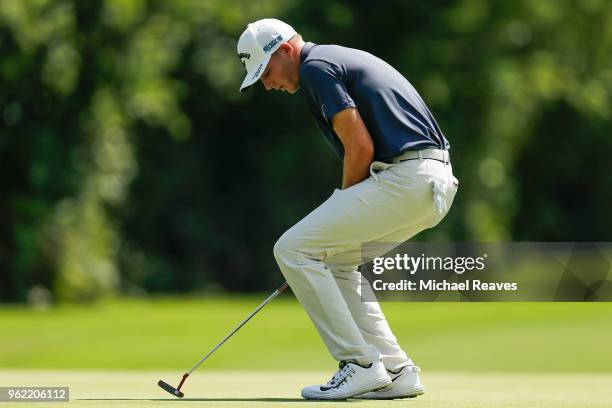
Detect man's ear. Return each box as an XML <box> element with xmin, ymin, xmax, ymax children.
<box><xmin>279</xmin><ymin>42</ymin><xmax>292</xmax><ymax>55</ymax></box>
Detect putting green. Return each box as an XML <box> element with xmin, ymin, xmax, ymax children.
<box><xmin>2</xmin><ymin>298</ymin><xmax>611</xmax><ymax>407</ymax></box>
<box><xmin>1</xmin><ymin>370</ymin><xmax>611</xmax><ymax>408</ymax></box>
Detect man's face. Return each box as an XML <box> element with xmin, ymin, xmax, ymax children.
<box><xmin>260</xmin><ymin>45</ymin><xmax>300</xmax><ymax>94</ymax></box>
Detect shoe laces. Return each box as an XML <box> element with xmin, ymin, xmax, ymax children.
<box><xmin>325</xmin><ymin>361</ymin><xmax>357</xmax><ymax>387</ymax></box>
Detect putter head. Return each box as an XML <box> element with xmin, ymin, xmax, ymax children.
<box><xmin>158</xmin><ymin>380</ymin><xmax>184</xmax><ymax>398</ymax></box>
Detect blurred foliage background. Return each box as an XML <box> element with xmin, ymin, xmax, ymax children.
<box><xmin>1</xmin><ymin>0</ymin><xmax>611</xmax><ymax>303</ymax></box>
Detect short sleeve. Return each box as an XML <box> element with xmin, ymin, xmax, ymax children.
<box><xmin>300</xmin><ymin>60</ymin><xmax>356</xmax><ymax>122</ymax></box>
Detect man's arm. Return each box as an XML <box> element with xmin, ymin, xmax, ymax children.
<box><xmin>331</xmin><ymin>107</ymin><xmax>375</xmax><ymax>189</ymax></box>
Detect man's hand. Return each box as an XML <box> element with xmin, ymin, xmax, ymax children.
<box><xmin>331</xmin><ymin>107</ymin><xmax>375</xmax><ymax>189</ymax></box>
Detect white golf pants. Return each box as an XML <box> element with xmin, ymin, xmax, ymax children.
<box><xmin>273</xmin><ymin>150</ymin><xmax>458</xmax><ymax>371</ymax></box>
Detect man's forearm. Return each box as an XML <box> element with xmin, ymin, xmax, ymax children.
<box><xmin>342</xmin><ymin>152</ymin><xmax>372</xmax><ymax>189</ymax></box>
<box><xmin>331</xmin><ymin>108</ymin><xmax>375</xmax><ymax>189</ymax></box>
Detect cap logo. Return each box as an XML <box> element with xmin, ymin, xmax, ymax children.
<box><xmin>238</xmin><ymin>52</ymin><xmax>250</xmax><ymax>67</ymax></box>
<box><xmin>263</xmin><ymin>34</ymin><xmax>282</xmax><ymax>53</ymax></box>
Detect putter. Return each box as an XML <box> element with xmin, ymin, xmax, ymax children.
<box><xmin>157</xmin><ymin>281</ymin><xmax>290</xmax><ymax>398</ymax></box>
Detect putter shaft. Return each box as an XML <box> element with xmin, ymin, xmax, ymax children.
<box><xmin>158</xmin><ymin>281</ymin><xmax>290</xmax><ymax>398</ymax></box>
<box><xmin>187</xmin><ymin>281</ymin><xmax>289</xmax><ymax>374</ymax></box>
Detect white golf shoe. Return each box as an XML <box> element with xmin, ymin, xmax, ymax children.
<box><xmin>301</xmin><ymin>360</ymin><xmax>391</xmax><ymax>400</ymax></box>
<box><xmin>352</xmin><ymin>365</ymin><xmax>425</xmax><ymax>399</ymax></box>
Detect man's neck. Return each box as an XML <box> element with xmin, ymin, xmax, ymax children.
<box><xmin>292</xmin><ymin>40</ymin><xmax>306</xmax><ymax>68</ymax></box>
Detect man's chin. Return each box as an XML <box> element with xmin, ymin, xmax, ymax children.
<box><xmin>288</xmin><ymin>85</ymin><xmax>300</xmax><ymax>94</ymax></box>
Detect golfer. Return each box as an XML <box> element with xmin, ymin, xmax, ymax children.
<box><xmin>237</xmin><ymin>18</ymin><xmax>458</xmax><ymax>400</ymax></box>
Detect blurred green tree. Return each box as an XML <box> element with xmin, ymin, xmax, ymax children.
<box><xmin>0</xmin><ymin>0</ymin><xmax>610</xmax><ymax>303</ymax></box>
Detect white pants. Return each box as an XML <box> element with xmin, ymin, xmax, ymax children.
<box><xmin>273</xmin><ymin>151</ymin><xmax>458</xmax><ymax>371</ymax></box>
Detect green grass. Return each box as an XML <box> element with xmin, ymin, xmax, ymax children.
<box><xmin>1</xmin><ymin>370</ymin><xmax>611</xmax><ymax>408</ymax></box>
<box><xmin>1</xmin><ymin>296</ymin><xmax>611</xmax><ymax>372</ymax></box>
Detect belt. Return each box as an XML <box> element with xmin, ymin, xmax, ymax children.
<box><xmin>388</xmin><ymin>149</ymin><xmax>450</xmax><ymax>164</ymax></box>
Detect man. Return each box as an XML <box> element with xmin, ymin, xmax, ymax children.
<box><xmin>237</xmin><ymin>18</ymin><xmax>458</xmax><ymax>400</ymax></box>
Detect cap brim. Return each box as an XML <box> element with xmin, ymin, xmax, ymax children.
<box><xmin>239</xmin><ymin>54</ymin><xmax>271</xmax><ymax>92</ymax></box>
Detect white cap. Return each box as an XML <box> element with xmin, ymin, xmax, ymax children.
<box><xmin>237</xmin><ymin>19</ymin><xmax>296</xmax><ymax>92</ymax></box>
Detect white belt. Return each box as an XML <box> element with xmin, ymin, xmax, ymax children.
<box><xmin>388</xmin><ymin>149</ymin><xmax>450</xmax><ymax>164</ymax></box>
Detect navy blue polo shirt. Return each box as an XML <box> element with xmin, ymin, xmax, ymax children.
<box><xmin>299</xmin><ymin>42</ymin><xmax>449</xmax><ymax>162</ymax></box>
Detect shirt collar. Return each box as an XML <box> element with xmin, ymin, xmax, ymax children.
<box><xmin>300</xmin><ymin>42</ymin><xmax>316</xmax><ymax>65</ymax></box>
